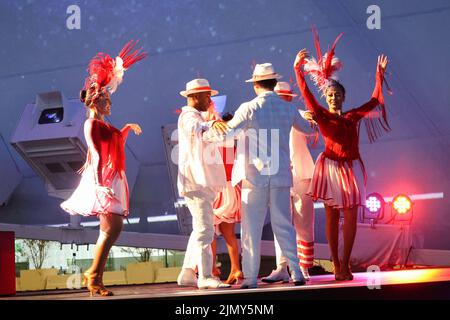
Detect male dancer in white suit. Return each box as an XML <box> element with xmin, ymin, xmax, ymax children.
<box><xmin>262</xmin><ymin>81</ymin><xmax>316</xmax><ymax>283</ymax></box>
<box><xmin>226</xmin><ymin>63</ymin><xmax>314</xmax><ymax>288</ymax></box>
<box><xmin>176</xmin><ymin>78</ymin><xmax>231</xmax><ymax>289</ymax></box>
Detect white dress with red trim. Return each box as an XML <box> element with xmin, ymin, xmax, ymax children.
<box><xmin>61</xmin><ymin>120</ymin><xmax>130</xmax><ymax>217</ymax></box>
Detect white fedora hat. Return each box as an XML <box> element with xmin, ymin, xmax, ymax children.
<box><xmin>180</xmin><ymin>78</ymin><xmax>219</xmax><ymax>97</ymax></box>
<box><xmin>245</xmin><ymin>63</ymin><xmax>282</xmax><ymax>83</ymax></box>
<box><xmin>274</xmin><ymin>81</ymin><xmax>298</xmax><ymax>97</ymax></box>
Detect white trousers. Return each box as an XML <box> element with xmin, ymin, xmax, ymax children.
<box><xmin>275</xmin><ymin>179</ymin><xmax>315</xmax><ymax>268</ymax></box>
<box><xmin>241</xmin><ymin>180</ymin><xmax>302</xmax><ymax>282</ymax></box>
<box><xmin>182</xmin><ymin>187</ymin><xmax>216</xmax><ymax>279</ymax></box>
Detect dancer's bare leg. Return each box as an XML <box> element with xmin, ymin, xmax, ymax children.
<box><xmin>342</xmin><ymin>207</ymin><xmax>358</xmax><ymax>276</ymax></box>
<box><xmin>211</xmin><ymin>237</ymin><xmax>221</xmax><ymax>276</ymax></box>
<box><xmin>325</xmin><ymin>205</ymin><xmax>341</xmax><ymax>275</ymax></box>
<box><xmin>219</xmin><ymin>222</ymin><xmax>242</xmax><ymax>283</ymax></box>
<box><xmin>85</xmin><ymin>213</ymin><xmax>123</xmax><ymax>294</ymax></box>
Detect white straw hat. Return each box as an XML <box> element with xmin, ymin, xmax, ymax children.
<box><xmin>274</xmin><ymin>81</ymin><xmax>298</xmax><ymax>97</ymax></box>
<box><xmin>245</xmin><ymin>63</ymin><xmax>282</xmax><ymax>82</ymax></box>
<box><xmin>180</xmin><ymin>78</ymin><xmax>219</xmax><ymax>97</ymax></box>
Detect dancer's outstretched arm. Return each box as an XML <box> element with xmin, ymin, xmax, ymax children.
<box><xmin>293</xmin><ymin>49</ymin><xmax>327</xmax><ymax>117</ymax></box>
<box><xmin>121</xmin><ymin>123</ymin><xmax>142</xmax><ymax>140</ymax></box>
<box><xmin>179</xmin><ymin>110</ymin><xmax>228</xmax><ymax>142</ymax></box>
<box><xmin>349</xmin><ymin>55</ymin><xmax>389</xmax><ymax>121</ymax></box>
<box><xmin>226</xmin><ymin>102</ymin><xmax>250</xmax><ymax>131</ymax></box>
<box><xmin>293</xmin><ymin>109</ymin><xmax>316</xmax><ymax>134</ymax></box>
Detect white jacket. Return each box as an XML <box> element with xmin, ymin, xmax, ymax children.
<box><xmin>177</xmin><ymin>106</ymin><xmax>227</xmax><ymax>196</ymax></box>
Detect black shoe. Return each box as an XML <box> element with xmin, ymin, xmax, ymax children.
<box><xmin>294</xmin><ymin>279</ymin><xmax>306</xmax><ymax>286</ymax></box>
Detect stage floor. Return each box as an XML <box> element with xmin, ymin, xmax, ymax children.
<box><xmin>3</xmin><ymin>267</ymin><xmax>450</xmax><ymax>300</ymax></box>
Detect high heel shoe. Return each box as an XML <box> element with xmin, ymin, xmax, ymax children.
<box><xmin>225</xmin><ymin>271</ymin><xmax>243</xmax><ymax>285</ymax></box>
<box><xmin>332</xmin><ymin>264</ymin><xmax>345</xmax><ymax>281</ymax></box>
<box><xmin>97</xmin><ymin>281</ymin><xmax>114</xmax><ymax>296</ymax></box>
<box><xmin>340</xmin><ymin>266</ymin><xmax>354</xmax><ymax>281</ymax></box>
<box><xmin>335</xmin><ymin>266</ymin><xmax>353</xmax><ymax>281</ymax></box>
<box><xmin>342</xmin><ymin>272</ymin><xmax>354</xmax><ymax>281</ymax></box>
<box><xmin>334</xmin><ymin>272</ymin><xmax>346</xmax><ymax>281</ymax></box>
<box><xmin>83</xmin><ymin>272</ymin><xmax>114</xmax><ymax>297</ymax></box>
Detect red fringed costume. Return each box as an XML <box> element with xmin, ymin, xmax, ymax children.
<box><xmin>295</xmin><ymin>30</ymin><xmax>390</xmax><ymax>209</ymax></box>
<box><xmin>61</xmin><ymin>41</ymin><xmax>146</xmax><ymax>217</ymax></box>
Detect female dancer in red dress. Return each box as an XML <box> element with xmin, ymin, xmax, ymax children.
<box><xmin>61</xmin><ymin>41</ymin><xmax>146</xmax><ymax>296</ymax></box>
<box><xmin>204</xmin><ymin>105</ymin><xmax>243</xmax><ymax>285</ymax></box>
<box><xmin>293</xmin><ymin>30</ymin><xmax>390</xmax><ymax>280</ymax></box>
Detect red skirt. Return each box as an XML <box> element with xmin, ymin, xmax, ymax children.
<box><xmin>212</xmin><ymin>181</ymin><xmax>241</xmax><ymax>227</ymax></box>
<box><xmin>308</xmin><ymin>153</ymin><xmax>366</xmax><ymax>209</ymax></box>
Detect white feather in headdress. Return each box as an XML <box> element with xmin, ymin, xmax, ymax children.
<box><xmin>304</xmin><ymin>53</ymin><xmax>343</xmax><ymax>95</ymax></box>
<box><xmin>304</xmin><ymin>27</ymin><xmax>343</xmax><ymax>96</ymax></box>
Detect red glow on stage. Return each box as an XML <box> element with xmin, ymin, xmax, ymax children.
<box><xmin>386</xmin><ymin>268</ymin><xmax>441</xmax><ymax>284</ymax></box>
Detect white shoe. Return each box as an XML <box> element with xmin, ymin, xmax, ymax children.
<box><xmin>301</xmin><ymin>266</ymin><xmax>311</xmax><ymax>281</ymax></box>
<box><xmin>261</xmin><ymin>268</ymin><xmax>290</xmax><ymax>283</ymax></box>
<box><xmin>177</xmin><ymin>268</ymin><xmax>198</xmax><ymax>287</ymax></box>
<box><xmin>197</xmin><ymin>277</ymin><xmax>231</xmax><ymax>289</ymax></box>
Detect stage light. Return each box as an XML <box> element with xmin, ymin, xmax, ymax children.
<box><xmin>363</xmin><ymin>192</ymin><xmax>385</xmax><ymax>224</ymax></box>
<box><xmin>391</xmin><ymin>194</ymin><xmax>414</xmax><ymax>224</ymax></box>
<box><xmin>366</xmin><ymin>193</ymin><xmax>383</xmax><ymax>213</ymax></box>
<box><xmin>38</xmin><ymin>108</ymin><xmax>64</xmax><ymax>124</ymax></box>
<box><xmin>393</xmin><ymin>194</ymin><xmax>412</xmax><ymax>214</ymax></box>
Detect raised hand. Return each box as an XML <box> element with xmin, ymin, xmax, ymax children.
<box><xmin>294</xmin><ymin>49</ymin><xmax>310</xmax><ymax>69</ymax></box>
<box><xmin>212</xmin><ymin>120</ymin><xmax>230</xmax><ymax>135</ymax></box>
<box><xmin>302</xmin><ymin>110</ymin><xmax>318</xmax><ymax>127</ymax></box>
<box><xmin>377</xmin><ymin>54</ymin><xmax>388</xmax><ymax>75</ymax></box>
<box><xmin>124</xmin><ymin>123</ymin><xmax>142</xmax><ymax>135</ymax></box>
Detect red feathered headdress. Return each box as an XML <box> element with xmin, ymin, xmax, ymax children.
<box><xmin>303</xmin><ymin>26</ymin><xmax>343</xmax><ymax>96</ymax></box>
<box><xmin>84</xmin><ymin>40</ymin><xmax>147</xmax><ymax>94</ymax></box>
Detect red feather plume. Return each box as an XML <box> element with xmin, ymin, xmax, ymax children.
<box><xmin>83</xmin><ymin>40</ymin><xmax>147</xmax><ymax>93</ymax></box>
<box><xmin>85</xmin><ymin>52</ymin><xmax>114</xmax><ymax>90</ymax></box>
<box><xmin>118</xmin><ymin>40</ymin><xmax>148</xmax><ymax>69</ymax></box>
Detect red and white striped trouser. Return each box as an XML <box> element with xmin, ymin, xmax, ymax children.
<box><xmin>297</xmin><ymin>240</ymin><xmax>314</xmax><ymax>268</ymax></box>
<box><xmin>292</xmin><ymin>179</ymin><xmax>315</xmax><ymax>268</ymax></box>
<box><xmin>275</xmin><ymin>179</ymin><xmax>315</xmax><ymax>268</ymax></box>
